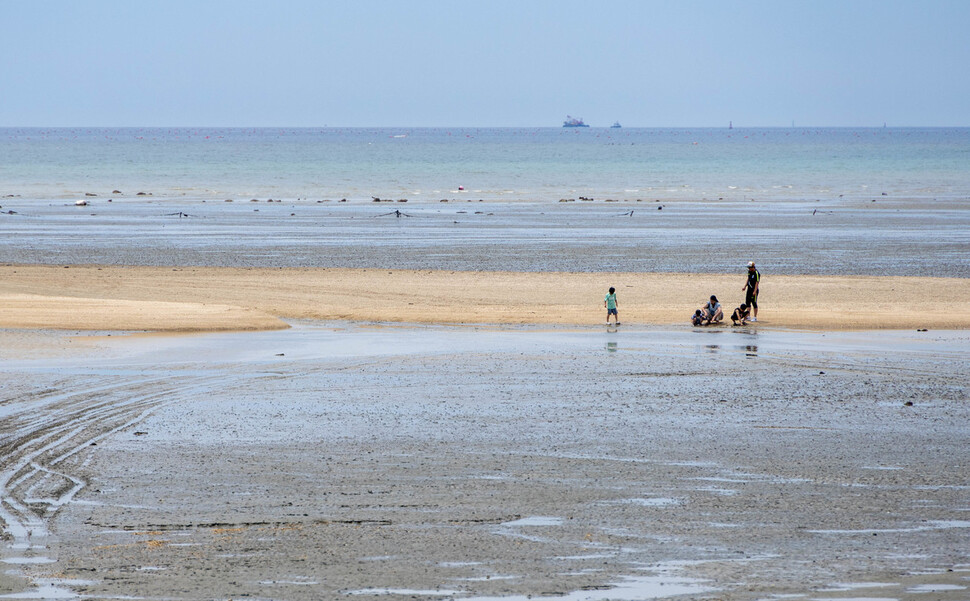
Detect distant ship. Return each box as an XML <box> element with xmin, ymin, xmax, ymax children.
<box><xmin>611</xmin><ymin>121</ymin><xmax>622</xmax><ymax>128</ymax></box>
<box><xmin>562</xmin><ymin>115</ymin><xmax>589</xmax><ymax>128</ymax></box>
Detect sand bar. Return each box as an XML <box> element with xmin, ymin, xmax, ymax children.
<box><xmin>1</xmin><ymin>264</ymin><xmax>969</xmax><ymax>331</ymax></box>
<box><xmin>0</xmin><ymin>292</ymin><xmax>287</xmax><ymax>332</ymax></box>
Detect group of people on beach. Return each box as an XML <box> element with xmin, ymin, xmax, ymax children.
<box><xmin>690</xmin><ymin>261</ymin><xmax>760</xmax><ymax>327</ymax></box>
<box><xmin>604</xmin><ymin>262</ymin><xmax>760</xmax><ymax>327</ymax></box>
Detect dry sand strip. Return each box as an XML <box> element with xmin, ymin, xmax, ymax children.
<box><xmin>0</xmin><ymin>293</ymin><xmax>287</xmax><ymax>332</ymax></box>
<box><xmin>1</xmin><ymin>264</ymin><xmax>969</xmax><ymax>331</ymax></box>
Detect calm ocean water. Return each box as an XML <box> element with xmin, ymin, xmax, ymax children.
<box><xmin>2</xmin><ymin>127</ymin><xmax>969</xmax><ymax>202</ymax></box>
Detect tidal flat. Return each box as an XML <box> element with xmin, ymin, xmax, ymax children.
<box><xmin>2</xmin><ymin>323</ymin><xmax>968</xmax><ymax>600</ymax></box>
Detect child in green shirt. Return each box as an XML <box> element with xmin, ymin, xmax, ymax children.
<box><xmin>604</xmin><ymin>287</ymin><xmax>619</xmax><ymax>325</ymax></box>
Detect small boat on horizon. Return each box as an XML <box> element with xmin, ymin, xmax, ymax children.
<box><xmin>611</xmin><ymin>121</ymin><xmax>622</xmax><ymax>128</ymax></box>
<box><xmin>562</xmin><ymin>115</ymin><xmax>589</xmax><ymax>128</ymax></box>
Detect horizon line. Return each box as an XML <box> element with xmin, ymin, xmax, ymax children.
<box><xmin>3</xmin><ymin>124</ymin><xmax>969</xmax><ymax>130</ymax></box>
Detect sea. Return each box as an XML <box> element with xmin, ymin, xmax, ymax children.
<box><xmin>2</xmin><ymin>127</ymin><xmax>969</xmax><ymax>276</ymax></box>
<box><xmin>2</xmin><ymin>126</ymin><xmax>969</xmax><ymax>202</ymax></box>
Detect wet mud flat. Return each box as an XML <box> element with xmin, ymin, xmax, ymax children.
<box><xmin>3</xmin><ymin>197</ymin><xmax>970</xmax><ymax>277</ymax></box>
<box><xmin>1</xmin><ymin>325</ymin><xmax>969</xmax><ymax>600</ymax></box>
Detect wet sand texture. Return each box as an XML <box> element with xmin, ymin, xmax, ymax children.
<box><xmin>2</xmin><ymin>265</ymin><xmax>969</xmax><ymax>331</ymax></box>
<box><xmin>2</xmin><ymin>326</ymin><xmax>968</xmax><ymax>599</ymax></box>
<box><xmin>4</xmin><ymin>197</ymin><xmax>969</xmax><ymax>278</ymax></box>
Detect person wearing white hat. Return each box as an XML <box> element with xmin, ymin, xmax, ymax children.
<box><xmin>742</xmin><ymin>261</ymin><xmax>760</xmax><ymax>322</ymax></box>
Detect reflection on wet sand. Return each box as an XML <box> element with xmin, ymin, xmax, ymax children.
<box><xmin>1</xmin><ymin>324</ymin><xmax>968</xmax><ymax>600</ymax></box>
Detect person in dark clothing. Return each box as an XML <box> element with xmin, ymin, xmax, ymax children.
<box><xmin>731</xmin><ymin>303</ymin><xmax>750</xmax><ymax>326</ymax></box>
<box><xmin>742</xmin><ymin>262</ymin><xmax>760</xmax><ymax>322</ymax></box>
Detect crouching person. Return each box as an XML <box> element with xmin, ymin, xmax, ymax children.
<box><xmin>731</xmin><ymin>303</ymin><xmax>750</xmax><ymax>326</ymax></box>
<box><xmin>703</xmin><ymin>295</ymin><xmax>723</xmax><ymax>324</ymax></box>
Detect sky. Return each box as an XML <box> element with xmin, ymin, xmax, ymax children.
<box><xmin>1</xmin><ymin>0</ymin><xmax>968</xmax><ymax>127</ymax></box>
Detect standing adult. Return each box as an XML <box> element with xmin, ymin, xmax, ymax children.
<box><xmin>742</xmin><ymin>261</ymin><xmax>760</xmax><ymax>322</ymax></box>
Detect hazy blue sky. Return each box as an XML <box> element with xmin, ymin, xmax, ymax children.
<box><xmin>2</xmin><ymin>0</ymin><xmax>968</xmax><ymax>127</ymax></box>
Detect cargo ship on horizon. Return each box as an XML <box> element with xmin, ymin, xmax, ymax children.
<box><xmin>562</xmin><ymin>115</ymin><xmax>589</xmax><ymax>128</ymax></box>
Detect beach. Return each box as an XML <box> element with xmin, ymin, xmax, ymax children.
<box><xmin>2</xmin><ymin>264</ymin><xmax>970</xmax><ymax>331</ymax></box>
<box><xmin>2</xmin><ymin>263</ymin><xmax>969</xmax><ymax>601</ymax></box>
<box><xmin>2</xmin><ymin>129</ymin><xmax>970</xmax><ymax>599</ymax></box>
<box><xmin>2</xmin><ymin>324</ymin><xmax>969</xmax><ymax>601</ymax></box>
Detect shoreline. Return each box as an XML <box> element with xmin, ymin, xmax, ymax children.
<box><xmin>2</xmin><ymin>264</ymin><xmax>969</xmax><ymax>332</ymax></box>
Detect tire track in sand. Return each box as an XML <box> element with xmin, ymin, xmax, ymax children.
<box><xmin>0</xmin><ymin>374</ymin><xmax>230</xmax><ymax>566</ymax></box>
